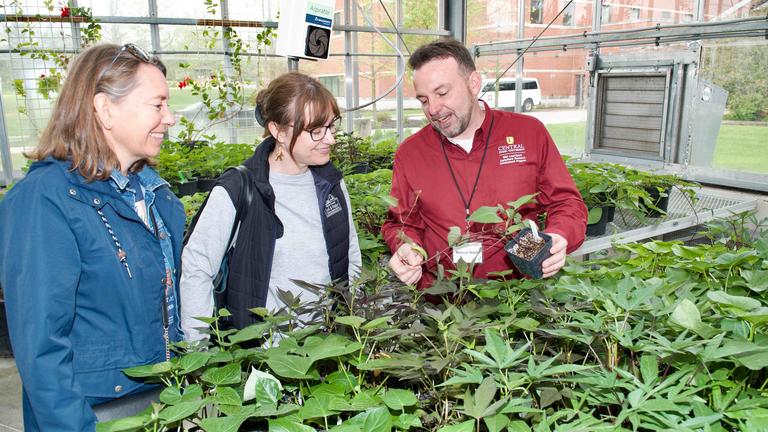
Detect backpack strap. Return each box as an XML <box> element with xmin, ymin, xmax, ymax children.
<box><xmin>183</xmin><ymin>165</ymin><xmax>253</xmax><ymax>249</ymax></box>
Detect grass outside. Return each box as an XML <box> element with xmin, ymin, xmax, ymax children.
<box><xmin>545</xmin><ymin>121</ymin><xmax>768</xmax><ymax>175</ymax></box>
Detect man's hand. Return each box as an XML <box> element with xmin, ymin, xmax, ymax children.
<box><xmin>389</xmin><ymin>243</ymin><xmax>424</xmax><ymax>285</ymax></box>
<box><xmin>541</xmin><ymin>233</ymin><xmax>568</xmax><ymax>278</ymax></box>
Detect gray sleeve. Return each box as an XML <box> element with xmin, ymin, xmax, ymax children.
<box><xmin>180</xmin><ymin>186</ymin><xmax>236</xmax><ymax>342</ymax></box>
<box><xmin>340</xmin><ymin>180</ymin><xmax>362</xmax><ymax>279</ymax></box>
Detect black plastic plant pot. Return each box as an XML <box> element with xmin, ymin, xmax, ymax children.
<box><xmin>504</xmin><ymin>227</ymin><xmax>552</xmax><ymax>279</ymax></box>
<box><xmin>604</xmin><ymin>205</ymin><xmax>616</xmax><ymax>223</ymax></box>
<box><xmin>642</xmin><ymin>186</ymin><xmax>671</xmax><ymax>218</ymax></box>
<box><xmin>586</xmin><ymin>207</ymin><xmax>610</xmax><ymax>236</ymax></box>
<box><xmin>197</xmin><ymin>178</ymin><xmax>217</xmax><ymax>193</ymax></box>
<box><xmin>177</xmin><ymin>180</ymin><xmax>200</xmax><ymax>197</ymax></box>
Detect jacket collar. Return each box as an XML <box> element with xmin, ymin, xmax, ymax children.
<box><xmin>30</xmin><ymin>157</ymin><xmax>168</xmax><ymax>198</ymax></box>
<box><xmin>109</xmin><ymin>165</ymin><xmax>169</xmax><ymax>192</ymax></box>
<box><xmin>245</xmin><ymin>136</ymin><xmax>343</xmax><ymax>186</ymax></box>
<box><xmin>435</xmin><ymin>100</ymin><xmax>495</xmax><ymax>153</ymax></box>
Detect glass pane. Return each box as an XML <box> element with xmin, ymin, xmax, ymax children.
<box><xmin>157</xmin><ymin>1</ymin><xmax>213</xmax><ymax>19</ymax></box>
<box><xmin>699</xmin><ymin>40</ymin><xmax>768</xmax><ymax>175</ymax></box>
<box><xmin>90</xmin><ymin>0</ymin><xmax>149</xmax><ymax>18</ymax></box>
<box><xmin>159</xmin><ymin>25</ymin><xmax>214</xmax><ymax>52</ymax></box>
<box><xmin>97</xmin><ymin>23</ymin><xmax>151</xmax><ymax>48</ymax></box>
<box><xmin>523</xmin><ymin>48</ymin><xmax>589</xmax><ymax>157</ymax></box>
<box><xmin>227</xmin><ymin>0</ymin><xmax>279</xmax><ymax>22</ymax></box>
<box><xmin>600</xmin><ymin>0</ymin><xmax>695</xmax><ymax>28</ymax></box>
<box><xmin>468</xmin><ymin>0</ymin><xmax>520</xmax><ymax>46</ymax></box>
<box><xmin>703</xmin><ymin>0</ymin><xmax>763</xmax><ymax>21</ymax></box>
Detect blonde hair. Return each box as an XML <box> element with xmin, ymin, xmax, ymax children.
<box><xmin>28</xmin><ymin>43</ymin><xmax>167</xmax><ymax>181</ymax></box>
<box><xmin>255</xmin><ymin>72</ymin><xmax>340</xmax><ymax>155</ymax></box>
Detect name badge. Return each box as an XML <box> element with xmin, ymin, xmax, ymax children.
<box><xmin>453</xmin><ymin>242</ymin><xmax>483</xmax><ymax>264</ymax></box>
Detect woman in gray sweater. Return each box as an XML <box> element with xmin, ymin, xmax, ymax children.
<box><xmin>180</xmin><ymin>72</ymin><xmax>361</xmax><ymax>341</ymax></box>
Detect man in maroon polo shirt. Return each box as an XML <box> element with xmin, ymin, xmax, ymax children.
<box><xmin>381</xmin><ymin>38</ymin><xmax>587</xmax><ymax>288</ymax></box>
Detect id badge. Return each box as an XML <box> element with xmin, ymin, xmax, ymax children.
<box><xmin>453</xmin><ymin>242</ymin><xmax>483</xmax><ymax>264</ymax></box>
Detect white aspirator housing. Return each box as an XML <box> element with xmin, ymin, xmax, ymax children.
<box><xmin>275</xmin><ymin>0</ymin><xmax>335</xmax><ymax>61</ymax></box>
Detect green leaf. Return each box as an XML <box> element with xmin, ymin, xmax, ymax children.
<box><xmin>484</xmin><ymin>328</ymin><xmax>512</xmax><ymax>368</ymax></box>
<box><xmin>357</xmin><ymin>406</ymin><xmax>392</xmax><ymax>432</ymax></box>
<box><xmin>670</xmin><ymin>299</ymin><xmax>702</xmax><ymax>331</ymax></box>
<box><xmin>507</xmin><ymin>193</ymin><xmax>538</xmax><ymax>210</ymax></box>
<box><xmin>301</xmin><ymin>335</ymin><xmax>362</xmax><ymax>362</ymax></box>
<box><xmin>200</xmin><ymin>363</ymin><xmax>242</xmax><ymax>386</ymax></box>
<box><xmin>639</xmin><ymin>354</ymin><xmax>658</xmax><ymax>385</ymax></box>
<box><xmin>198</xmin><ymin>415</ymin><xmax>249</xmax><ymax>432</ymax></box>
<box><xmin>742</xmin><ymin>269</ymin><xmax>768</xmax><ymax>292</ymax></box>
<box><xmin>211</xmin><ymin>386</ymin><xmax>242</xmax><ymax>406</ymax></box>
<box><xmin>436</xmin><ymin>420</ymin><xmax>475</xmax><ymax>432</ymax></box>
<box><xmin>122</xmin><ymin>361</ymin><xmax>173</xmax><ymax>378</ymax></box>
<box><xmin>158</xmin><ymin>399</ymin><xmax>204</xmax><ymax>423</ymax></box>
<box><xmin>265</xmin><ymin>354</ymin><xmax>315</xmax><ymax>379</ymax></box>
<box><xmin>362</xmin><ymin>315</ymin><xmax>393</xmax><ymax>331</ymax></box>
<box><xmin>507</xmin><ymin>420</ymin><xmax>532</xmax><ymax>432</ymax></box>
<box><xmin>381</xmin><ymin>388</ymin><xmax>418</xmax><ymax>411</ymax></box>
<box><xmin>228</xmin><ymin>322</ymin><xmax>272</xmax><ymax>344</ymax></box>
<box><xmin>96</xmin><ymin>416</ymin><xmax>148</xmax><ymax>432</ymax></box>
<box><xmin>468</xmin><ymin>206</ymin><xmax>503</xmax><ymax>224</ymax></box>
<box><xmin>393</xmin><ymin>413</ymin><xmax>422</xmax><ymax>430</ymax></box>
<box><xmin>299</xmin><ymin>394</ymin><xmax>344</xmax><ymax>420</ymax></box>
<box><xmin>335</xmin><ymin>315</ymin><xmax>367</xmax><ymax>328</ymax></box>
<box><xmin>243</xmin><ymin>367</ymin><xmax>283</xmax><ymax>404</ymax></box>
<box><xmin>707</xmin><ymin>290</ymin><xmax>761</xmax><ymax>311</ymax></box>
<box><xmin>462</xmin><ymin>376</ymin><xmax>498</xmax><ymax>420</ymax></box>
<box><xmin>538</xmin><ymin>387</ymin><xmax>561</xmax><ymax>408</ymax></box>
<box><xmin>269</xmin><ymin>417</ymin><xmax>317</xmax><ymax>432</ymax></box>
<box><xmin>484</xmin><ymin>414</ymin><xmax>510</xmax><ymax>432</ymax></box>
<box><xmin>438</xmin><ymin>365</ymin><xmax>484</xmax><ymax>387</ymax></box>
<box><xmin>447</xmin><ymin>226</ymin><xmax>463</xmax><ymax>246</ymax></box>
<box><xmin>347</xmin><ymin>389</ymin><xmax>384</xmax><ymax>411</ymax></box>
<box><xmin>179</xmin><ymin>351</ymin><xmax>211</xmax><ymax>374</ymax></box>
<box><xmin>587</xmin><ymin>207</ymin><xmax>603</xmax><ymax>224</ymax></box>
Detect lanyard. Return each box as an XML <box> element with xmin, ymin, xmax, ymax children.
<box><xmin>440</xmin><ymin>116</ymin><xmax>495</xmax><ymax>219</ymax></box>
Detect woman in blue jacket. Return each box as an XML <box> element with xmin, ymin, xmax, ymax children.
<box><xmin>0</xmin><ymin>43</ymin><xmax>183</xmax><ymax>430</ymax></box>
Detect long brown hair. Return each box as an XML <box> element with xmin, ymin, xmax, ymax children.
<box><xmin>255</xmin><ymin>72</ymin><xmax>341</xmax><ymax>156</ymax></box>
<box><xmin>27</xmin><ymin>43</ymin><xmax>167</xmax><ymax>181</ymax></box>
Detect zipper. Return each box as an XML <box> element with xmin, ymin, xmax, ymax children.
<box><xmin>161</xmin><ymin>277</ymin><xmax>170</xmax><ymax>361</ymax></box>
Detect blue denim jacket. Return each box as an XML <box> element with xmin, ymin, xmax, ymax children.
<box><xmin>110</xmin><ymin>168</ymin><xmax>180</xmax><ymax>335</ymax></box>
<box><xmin>0</xmin><ymin>158</ymin><xmax>185</xmax><ymax>431</ymax></box>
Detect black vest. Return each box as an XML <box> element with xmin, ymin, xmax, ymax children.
<box><xmin>216</xmin><ymin>137</ymin><xmax>350</xmax><ymax>329</ymax></box>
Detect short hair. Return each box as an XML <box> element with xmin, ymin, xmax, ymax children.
<box><xmin>255</xmin><ymin>72</ymin><xmax>341</xmax><ymax>156</ymax></box>
<box><xmin>28</xmin><ymin>43</ymin><xmax>167</xmax><ymax>181</ymax></box>
<box><xmin>408</xmin><ymin>38</ymin><xmax>476</xmax><ymax>75</ymax></box>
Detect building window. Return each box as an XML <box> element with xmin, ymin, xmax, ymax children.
<box><xmin>530</xmin><ymin>0</ymin><xmax>543</xmax><ymax>24</ymax></box>
<box><xmin>629</xmin><ymin>7</ymin><xmax>640</xmax><ymax>22</ymax></box>
<box><xmin>601</xmin><ymin>5</ymin><xmax>611</xmax><ymax>23</ymax></box>
<box><xmin>562</xmin><ymin>1</ymin><xmax>575</xmax><ymax>26</ymax></box>
<box><xmin>318</xmin><ymin>75</ymin><xmax>344</xmax><ymax>98</ymax></box>
<box><xmin>333</xmin><ymin>11</ymin><xmax>342</xmax><ymax>36</ymax></box>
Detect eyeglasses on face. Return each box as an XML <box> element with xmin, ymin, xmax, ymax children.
<box><xmin>305</xmin><ymin>117</ymin><xmax>342</xmax><ymax>142</ymax></box>
<box><xmin>100</xmin><ymin>43</ymin><xmax>164</xmax><ymax>80</ymax></box>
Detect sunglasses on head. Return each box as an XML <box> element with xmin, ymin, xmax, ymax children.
<box><xmin>100</xmin><ymin>43</ymin><xmax>165</xmax><ymax>79</ymax></box>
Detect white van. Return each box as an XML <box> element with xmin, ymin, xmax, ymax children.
<box><xmin>480</xmin><ymin>78</ymin><xmax>541</xmax><ymax>112</ymax></box>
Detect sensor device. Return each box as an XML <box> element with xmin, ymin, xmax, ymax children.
<box><xmin>276</xmin><ymin>0</ymin><xmax>335</xmax><ymax>61</ymax></box>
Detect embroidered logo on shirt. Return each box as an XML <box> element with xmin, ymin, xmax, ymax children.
<box><xmin>325</xmin><ymin>194</ymin><xmax>342</xmax><ymax>218</ymax></box>
<box><xmin>498</xmin><ymin>142</ymin><xmax>527</xmax><ymax>165</ymax></box>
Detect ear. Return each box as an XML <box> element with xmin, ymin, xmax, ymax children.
<box><xmin>93</xmin><ymin>93</ymin><xmax>113</xmax><ymax>130</ymax></box>
<box><xmin>468</xmin><ymin>70</ymin><xmax>482</xmax><ymax>97</ymax></box>
<box><xmin>267</xmin><ymin>121</ymin><xmax>289</xmax><ymax>143</ymax></box>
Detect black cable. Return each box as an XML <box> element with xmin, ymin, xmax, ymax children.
<box><xmin>479</xmin><ymin>0</ymin><xmax>575</xmax><ymax>101</ymax></box>
<box><xmin>377</xmin><ymin>0</ymin><xmax>411</xmax><ymax>56</ymax></box>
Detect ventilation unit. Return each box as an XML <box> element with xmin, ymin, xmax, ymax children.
<box><xmin>275</xmin><ymin>0</ymin><xmax>335</xmax><ymax>61</ymax></box>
